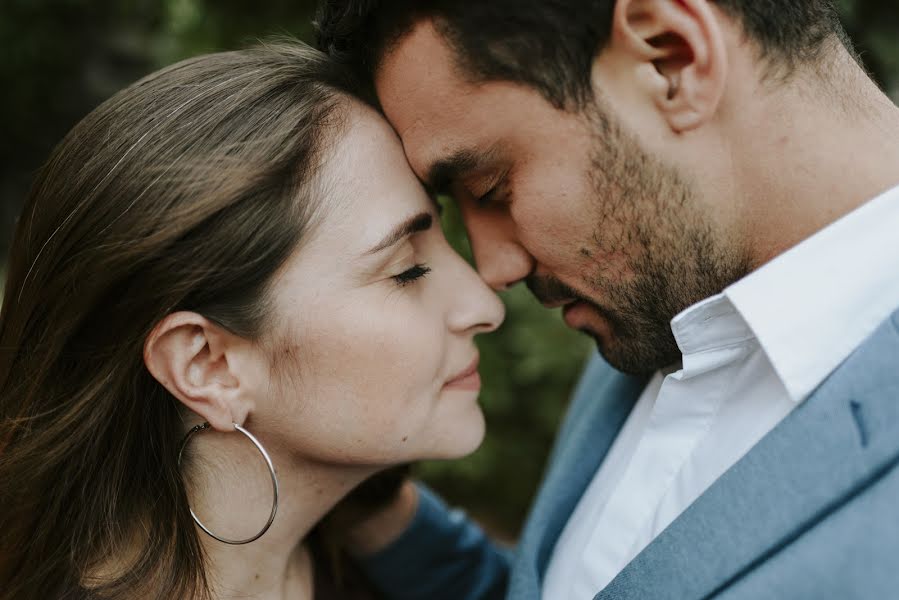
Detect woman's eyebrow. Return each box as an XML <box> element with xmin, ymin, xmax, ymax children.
<box><xmin>365</xmin><ymin>212</ymin><xmax>433</xmax><ymax>255</ymax></box>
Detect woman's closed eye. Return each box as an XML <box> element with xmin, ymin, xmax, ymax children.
<box><xmin>393</xmin><ymin>263</ymin><xmax>431</xmax><ymax>287</ymax></box>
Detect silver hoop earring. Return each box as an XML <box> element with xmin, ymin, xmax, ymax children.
<box><xmin>177</xmin><ymin>422</ymin><xmax>279</xmax><ymax>545</ymax></box>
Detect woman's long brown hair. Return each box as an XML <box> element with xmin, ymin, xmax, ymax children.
<box><xmin>0</xmin><ymin>41</ymin><xmax>361</xmax><ymax>600</ymax></box>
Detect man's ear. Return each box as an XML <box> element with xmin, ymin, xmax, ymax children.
<box><xmin>610</xmin><ymin>0</ymin><xmax>727</xmax><ymax>132</ymax></box>
<box><xmin>143</xmin><ymin>312</ymin><xmax>253</xmax><ymax>432</ymax></box>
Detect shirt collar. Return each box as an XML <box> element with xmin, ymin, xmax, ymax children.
<box><xmin>670</xmin><ymin>293</ymin><xmax>753</xmax><ymax>379</ymax></box>
<box><xmin>723</xmin><ymin>183</ymin><xmax>899</xmax><ymax>402</ymax></box>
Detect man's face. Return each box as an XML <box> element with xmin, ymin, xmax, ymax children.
<box><xmin>375</xmin><ymin>20</ymin><xmax>748</xmax><ymax>375</ymax></box>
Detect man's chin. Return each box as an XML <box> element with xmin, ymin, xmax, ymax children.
<box><xmin>588</xmin><ymin>329</ymin><xmax>678</xmax><ymax>377</ymax></box>
<box><xmin>562</xmin><ymin>299</ymin><xmax>679</xmax><ymax>375</ymax></box>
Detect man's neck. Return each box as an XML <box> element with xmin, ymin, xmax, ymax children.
<box><xmin>731</xmin><ymin>49</ymin><xmax>899</xmax><ymax>269</ymax></box>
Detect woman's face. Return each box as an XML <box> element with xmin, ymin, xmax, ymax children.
<box><xmin>252</xmin><ymin>101</ymin><xmax>505</xmax><ymax>466</ymax></box>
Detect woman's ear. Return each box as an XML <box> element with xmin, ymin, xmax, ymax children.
<box><xmin>610</xmin><ymin>0</ymin><xmax>727</xmax><ymax>133</ymax></box>
<box><xmin>143</xmin><ymin>312</ymin><xmax>253</xmax><ymax>432</ymax></box>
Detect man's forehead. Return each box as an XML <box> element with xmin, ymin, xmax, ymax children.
<box><xmin>375</xmin><ymin>21</ymin><xmax>475</xmax><ymax>173</ymax></box>
<box><xmin>396</xmin><ymin>121</ymin><xmax>468</xmax><ymax>187</ymax></box>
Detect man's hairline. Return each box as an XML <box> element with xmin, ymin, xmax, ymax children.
<box><xmin>370</xmin><ymin>6</ymin><xmax>853</xmax><ymax>109</ymax></box>
<box><xmin>372</xmin><ymin>14</ymin><xmax>485</xmax><ymax>97</ymax></box>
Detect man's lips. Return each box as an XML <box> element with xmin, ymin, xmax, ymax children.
<box><xmin>563</xmin><ymin>300</ymin><xmax>594</xmax><ymax>330</ymax></box>
<box><xmin>444</xmin><ymin>355</ymin><xmax>481</xmax><ymax>391</ymax></box>
<box><xmin>540</xmin><ymin>298</ymin><xmax>577</xmax><ymax>309</ymax></box>
<box><xmin>531</xmin><ymin>280</ymin><xmax>602</xmax><ymax>333</ymax></box>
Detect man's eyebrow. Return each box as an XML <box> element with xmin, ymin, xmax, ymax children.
<box><xmin>425</xmin><ymin>149</ymin><xmax>484</xmax><ymax>196</ymax></box>
<box><xmin>366</xmin><ymin>212</ymin><xmax>434</xmax><ymax>255</ymax></box>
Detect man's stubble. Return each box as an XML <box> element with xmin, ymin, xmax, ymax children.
<box><xmin>578</xmin><ymin>103</ymin><xmax>751</xmax><ymax>375</ymax></box>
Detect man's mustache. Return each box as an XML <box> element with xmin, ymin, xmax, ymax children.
<box><xmin>525</xmin><ymin>274</ymin><xmax>583</xmax><ymax>306</ymax></box>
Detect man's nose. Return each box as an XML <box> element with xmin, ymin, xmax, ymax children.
<box><xmin>464</xmin><ymin>210</ymin><xmax>534</xmax><ymax>291</ymax></box>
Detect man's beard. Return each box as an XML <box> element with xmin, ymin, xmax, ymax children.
<box><xmin>538</xmin><ymin>104</ymin><xmax>750</xmax><ymax>376</ymax></box>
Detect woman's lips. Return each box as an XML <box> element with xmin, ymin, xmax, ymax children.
<box><xmin>444</xmin><ymin>356</ymin><xmax>481</xmax><ymax>391</ymax></box>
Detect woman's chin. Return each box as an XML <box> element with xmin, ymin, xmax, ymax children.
<box><xmin>427</xmin><ymin>406</ymin><xmax>487</xmax><ymax>460</ymax></box>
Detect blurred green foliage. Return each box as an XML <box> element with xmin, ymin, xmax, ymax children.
<box><xmin>1</xmin><ymin>0</ymin><xmax>897</xmax><ymax>537</ymax></box>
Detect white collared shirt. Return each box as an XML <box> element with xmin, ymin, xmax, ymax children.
<box><xmin>542</xmin><ymin>183</ymin><xmax>899</xmax><ymax>599</ymax></box>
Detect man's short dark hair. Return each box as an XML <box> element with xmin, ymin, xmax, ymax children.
<box><xmin>316</xmin><ymin>0</ymin><xmax>850</xmax><ymax>110</ymax></box>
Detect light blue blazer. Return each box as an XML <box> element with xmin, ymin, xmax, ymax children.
<box><xmin>362</xmin><ymin>310</ymin><xmax>899</xmax><ymax>599</ymax></box>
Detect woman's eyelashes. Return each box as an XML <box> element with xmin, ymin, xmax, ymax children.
<box><xmin>392</xmin><ymin>263</ymin><xmax>432</xmax><ymax>287</ymax></box>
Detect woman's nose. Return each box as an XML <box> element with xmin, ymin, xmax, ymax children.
<box><xmin>447</xmin><ymin>257</ymin><xmax>506</xmax><ymax>336</ymax></box>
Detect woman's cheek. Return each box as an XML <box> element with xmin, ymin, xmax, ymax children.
<box><xmin>264</xmin><ymin>281</ymin><xmax>448</xmax><ymax>458</ymax></box>
<box><xmin>316</xmin><ymin>301</ymin><xmax>444</xmax><ymax>424</ymax></box>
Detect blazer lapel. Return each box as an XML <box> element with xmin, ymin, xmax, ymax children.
<box><xmin>510</xmin><ymin>356</ymin><xmax>646</xmax><ymax>599</ymax></box>
<box><xmin>596</xmin><ymin>312</ymin><xmax>899</xmax><ymax>600</ymax></box>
